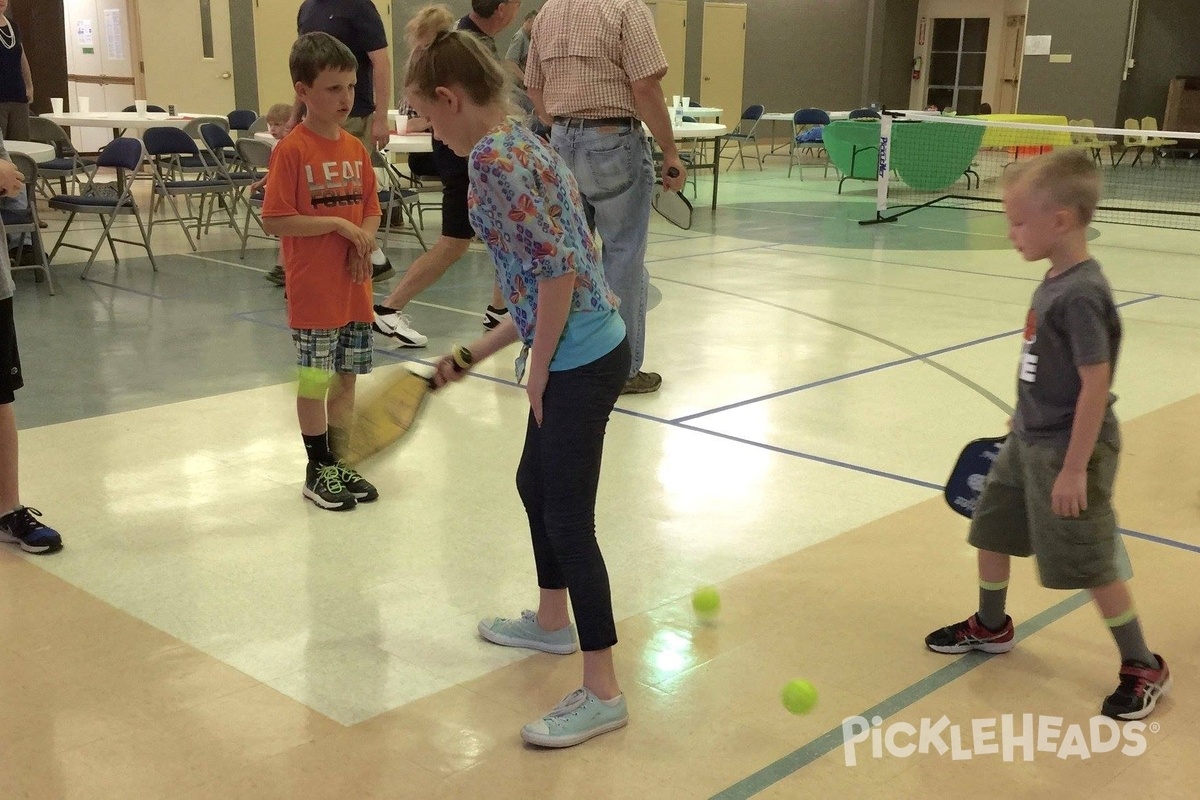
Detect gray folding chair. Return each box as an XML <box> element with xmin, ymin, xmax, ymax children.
<box><xmin>372</xmin><ymin>150</ymin><xmax>427</xmax><ymax>252</ymax></box>
<box><xmin>3</xmin><ymin>152</ymin><xmax>53</xmax><ymax>294</ymax></box>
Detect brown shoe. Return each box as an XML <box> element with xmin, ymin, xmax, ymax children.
<box><xmin>621</xmin><ymin>371</ymin><xmax>662</xmax><ymax>395</ymax></box>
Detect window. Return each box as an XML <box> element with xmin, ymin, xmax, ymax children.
<box><xmin>200</xmin><ymin>0</ymin><xmax>215</xmax><ymax>59</ymax></box>
<box><xmin>926</xmin><ymin>18</ymin><xmax>990</xmax><ymax>115</ymax></box>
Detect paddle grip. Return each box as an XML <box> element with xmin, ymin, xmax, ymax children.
<box><xmin>451</xmin><ymin>345</ymin><xmax>474</xmax><ymax>373</ymax></box>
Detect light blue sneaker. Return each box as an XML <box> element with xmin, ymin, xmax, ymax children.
<box><xmin>521</xmin><ymin>688</ymin><xmax>629</xmax><ymax>748</ymax></box>
<box><xmin>478</xmin><ymin>610</ymin><xmax>578</xmax><ymax>655</ymax></box>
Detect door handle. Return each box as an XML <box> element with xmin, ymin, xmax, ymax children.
<box><xmin>220</xmin><ymin>72</ymin><xmax>232</xmax><ymax>80</ymax></box>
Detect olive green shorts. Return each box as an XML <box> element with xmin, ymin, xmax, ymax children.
<box><xmin>967</xmin><ymin>435</ymin><xmax>1131</xmax><ymax>590</ymax></box>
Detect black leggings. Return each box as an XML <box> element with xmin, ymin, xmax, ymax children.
<box><xmin>516</xmin><ymin>338</ymin><xmax>630</xmax><ymax>651</ymax></box>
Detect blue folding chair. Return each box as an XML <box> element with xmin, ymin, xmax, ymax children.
<box><xmin>788</xmin><ymin>108</ymin><xmax>831</xmax><ymax>178</ymax></box>
<box><xmin>227</xmin><ymin>109</ymin><xmax>258</xmax><ymax>133</ymax></box>
<box><xmin>719</xmin><ymin>104</ymin><xmax>765</xmax><ymax>170</ymax></box>
<box><xmin>48</xmin><ymin>138</ymin><xmax>158</xmax><ymax>278</ymax></box>
<box><xmin>143</xmin><ymin>126</ymin><xmax>238</xmax><ymax>250</ymax></box>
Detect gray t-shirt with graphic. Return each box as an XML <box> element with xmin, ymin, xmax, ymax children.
<box><xmin>1012</xmin><ymin>259</ymin><xmax>1121</xmax><ymax>447</ymax></box>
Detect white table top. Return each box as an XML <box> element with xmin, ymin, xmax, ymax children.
<box><xmin>6</xmin><ymin>140</ymin><xmax>55</xmax><ymax>163</ymax></box>
<box><xmin>674</xmin><ymin>106</ymin><xmax>723</xmax><ymax>119</ymax></box>
<box><xmin>384</xmin><ymin>133</ymin><xmax>433</xmax><ymax>154</ymax></box>
<box><xmin>655</xmin><ymin>122</ymin><xmax>728</xmax><ymax>139</ymax></box>
<box><xmin>40</xmin><ymin>111</ymin><xmax>210</xmax><ymax>130</ymax></box>
<box><xmin>762</xmin><ymin>111</ymin><xmax>854</xmax><ymax>123</ymax></box>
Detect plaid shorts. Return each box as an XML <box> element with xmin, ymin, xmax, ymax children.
<box><xmin>292</xmin><ymin>322</ymin><xmax>373</xmax><ymax>374</ymax></box>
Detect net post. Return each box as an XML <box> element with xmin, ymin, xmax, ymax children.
<box><xmin>860</xmin><ymin>111</ymin><xmax>898</xmax><ymax>226</ymax></box>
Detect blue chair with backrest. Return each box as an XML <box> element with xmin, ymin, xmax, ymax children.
<box><xmin>788</xmin><ymin>108</ymin><xmax>832</xmax><ymax>178</ymax></box>
<box><xmin>48</xmin><ymin>137</ymin><xmax>158</xmax><ymax>279</ymax></box>
<box><xmin>227</xmin><ymin>109</ymin><xmax>258</xmax><ymax>133</ymax></box>
<box><xmin>199</xmin><ymin>122</ymin><xmax>261</xmax><ymax>225</ymax></box>
<box><xmin>849</xmin><ymin>108</ymin><xmax>881</xmax><ymax>120</ymax></box>
<box><xmin>719</xmin><ymin>104</ymin><xmax>765</xmax><ymax>170</ymax></box>
<box><xmin>3</xmin><ymin>152</ymin><xmax>54</xmax><ymax>294</ymax></box>
<box><xmin>143</xmin><ymin>126</ymin><xmax>237</xmax><ymax>250</ymax></box>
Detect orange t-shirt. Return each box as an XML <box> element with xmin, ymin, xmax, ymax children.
<box><xmin>261</xmin><ymin>124</ymin><xmax>381</xmax><ymax>330</ymax></box>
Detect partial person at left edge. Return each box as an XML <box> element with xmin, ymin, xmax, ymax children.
<box><xmin>0</xmin><ymin>157</ymin><xmax>63</xmax><ymax>555</ymax></box>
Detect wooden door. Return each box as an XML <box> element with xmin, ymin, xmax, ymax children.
<box><xmin>700</xmin><ymin>3</ymin><xmax>746</xmax><ymax>121</ymax></box>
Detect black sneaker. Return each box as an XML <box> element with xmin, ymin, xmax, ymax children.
<box><xmin>925</xmin><ymin>613</ymin><xmax>1015</xmax><ymax>654</ymax></box>
<box><xmin>335</xmin><ymin>461</ymin><xmax>378</xmax><ymax>502</ymax></box>
<box><xmin>265</xmin><ymin>265</ymin><xmax>285</xmax><ymax>286</ymax></box>
<box><xmin>482</xmin><ymin>304</ymin><xmax>509</xmax><ymax>330</ymax></box>
<box><xmin>1102</xmin><ymin>656</ymin><xmax>1171</xmax><ymax>720</ymax></box>
<box><xmin>0</xmin><ymin>506</ymin><xmax>63</xmax><ymax>554</ymax></box>
<box><xmin>303</xmin><ymin>463</ymin><xmax>357</xmax><ymax>511</ymax></box>
<box><xmin>372</xmin><ymin>254</ymin><xmax>395</xmax><ymax>281</ymax></box>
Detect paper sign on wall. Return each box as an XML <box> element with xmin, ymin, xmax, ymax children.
<box><xmin>76</xmin><ymin>19</ymin><xmax>94</xmax><ymax>47</ymax></box>
<box><xmin>1024</xmin><ymin>35</ymin><xmax>1052</xmax><ymax>56</ymax></box>
<box><xmin>104</xmin><ymin>9</ymin><xmax>125</xmax><ymax>60</ymax></box>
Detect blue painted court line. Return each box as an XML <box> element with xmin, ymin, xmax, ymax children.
<box><xmin>1121</xmin><ymin>526</ymin><xmax>1200</xmax><ymax>555</ymax></box>
<box><xmin>82</xmin><ymin>279</ymin><xmax>169</xmax><ymax>301</ymax></box>
<box><xmin>673</xmin><ymin>423</ymin><xmax>943</xmax><ymax>491</ymax></box>
<box><xmin>676</xmin><ymin>294</ymin><xmax>1160</xmax><ymax>424</ymax></box>
<box><xmin>709</xmin><ymin>590</ymin><xmax>1093</xmax><ymax>800</ymax></box>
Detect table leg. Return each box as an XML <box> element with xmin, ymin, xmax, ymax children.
<box><xmin>711</xmin><ymin>136</ymin><xmax>721</xmax><ymax>211</ymax></box>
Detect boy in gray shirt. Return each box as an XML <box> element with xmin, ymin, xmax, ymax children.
<box><xmin>925</xmin><ymin>149</ymin><xmax>1168</xmax><ymax>720</ymax></box>
<box><xmin>0</xmin><ymin>157</ymin><xmax>62</xmax><ymax>553</ymax></box>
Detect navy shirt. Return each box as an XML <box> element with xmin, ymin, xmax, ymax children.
<box><xmin>297</xmin><ymin>0</ymin><xmax>388</xmax><ymax>119</ymax></box>
<box><xmin>0</xmin><ymin>20</ymin><xmax>27</xmax><ymax>105</ymax></box>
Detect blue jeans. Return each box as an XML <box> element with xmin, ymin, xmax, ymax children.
<box><xmin>551</xmin><ymin>122</ymin><xmax>654</xmax><ymax>378</ymax></box>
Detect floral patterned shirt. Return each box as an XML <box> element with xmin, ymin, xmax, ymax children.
<box><xmin>467</xmin><ymin>121</ymin><xmax>625</xmax><ymax>374</ymax></box>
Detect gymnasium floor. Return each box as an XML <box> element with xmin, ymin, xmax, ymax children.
<box><xmin>2</xmin><ymin>155</ymin><xmax>1197</xmax><ymax>799</ymax></box>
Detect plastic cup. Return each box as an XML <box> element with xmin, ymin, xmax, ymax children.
<box><xmin>51</xmin><ymin>97</ymin><xmax>64</xmax><ymax>114</ymax></box>
<box><xmin>135</xmin><ymin>100</ymin><xmax>148</xmax><ymax>116</ymax></box>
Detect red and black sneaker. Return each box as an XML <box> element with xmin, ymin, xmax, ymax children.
<box><xmin>1102</xmin><ymin>656</ymin><xmax>1171</xmax><ymax>720</ymax></box>
<box><xmin>925</xmin><ymin>613</ymin><xmax>1015</xmax><ymax>654</ymax></box>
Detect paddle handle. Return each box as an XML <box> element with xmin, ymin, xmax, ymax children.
<box><xmin>666</xmin><ymin>167</ymin><xmax>680</xmax><ymax>178</ymax></box>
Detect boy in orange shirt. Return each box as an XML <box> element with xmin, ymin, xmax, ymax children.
<box><xmin>262</xmin><ymin>32</ymin><xmax>382</xmax><ymax>511</ymax></box>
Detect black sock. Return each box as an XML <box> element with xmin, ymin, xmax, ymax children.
<box><xmin>977</xmin><ymin>580</ymin><xmax>1009</xmax><ymax>631</ymax></box>
<box><xmin>374</xmin><ymin>303</ymin><xmax>397</xmax><ymax>315</ymax></box>
<box><xmin>303</xmin><ymin>431</ymin><xmax>335</xmax><ymax>466</ymax></box>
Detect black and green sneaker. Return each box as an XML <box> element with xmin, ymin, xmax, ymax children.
<box><xmin>335</xmin><ymin>462</ymin><xmax>379</xmax><ymax>502</ymax></box>
<box><xmin>303</xmin><ymin>463</ymin><xmax>357</xmax><ymax>511</ymax></box>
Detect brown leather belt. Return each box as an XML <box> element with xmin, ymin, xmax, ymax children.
<box><xmin>553</xmin><ymin>117</ymin><xmax>639</xmax><ymax>129</ymax></box>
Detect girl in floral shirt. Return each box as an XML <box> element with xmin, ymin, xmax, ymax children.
<box><xmin>407</xmin><ymin>6</ymin><xmax>631</xmax><ymax>749</ymax></box>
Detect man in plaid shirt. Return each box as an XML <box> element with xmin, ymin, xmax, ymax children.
<box><xmin>526</xmin><ymin>0</ymin><xmax>686</xmax><ymax>395</ymax></box>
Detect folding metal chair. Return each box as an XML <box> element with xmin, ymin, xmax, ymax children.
<box><xmin>28</xmin><ymin>117</ymin><xmax>97</xmax><ymax>197</ymax></box>
<box><xmin>719</xmin><ymin>105</ymin><xmax>765</xmax><ymax>170</ymax></box>
<box><xmin>3</xmin><ymin>152</ymin><xmax>53</xmax><ymax>294</ymax></box>
<box><xmin>234</xmin><ymin>138</ymin><xmax>274</xmax><ymax>259</ymax></box>
<box><xmin>143</xmin><ymin>127</ymin><xmax>238</xmax><ymax>250</ymax></box>
<box><xmin>372</xmin><ymin>150</ymin><xmax>427</xmax><ymax>251</ymax></box>
<box><xmin>48</xmin><ymin>138</ymin><xmax>158</xmax><ymax>278</ymax></box>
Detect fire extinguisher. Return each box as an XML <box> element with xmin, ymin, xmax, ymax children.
<box><xmin>912</xmin><ymin>56</ymin><xmax>923</xmax><ymax>81</ymax></box>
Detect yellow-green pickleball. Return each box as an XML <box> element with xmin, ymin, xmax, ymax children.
<box><xmin>297</xmin><ymin>366</ymin><xmax>334</xmax><ymax>399</ymax></box>
<box><xmin>781</xmin><ymin>679</ymin><xmax>818</xmax><ymax>715</ymax></box>
<box><xmin>691</xmin><ymin>586</ymin><xmax>721</xmax><ymax>618</ymax></box>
